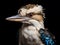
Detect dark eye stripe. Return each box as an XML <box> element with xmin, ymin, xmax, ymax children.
<box><xmin>26</xmin><ymin>13</ymin><xmax>33</xmax><ymax>17</ymax></box>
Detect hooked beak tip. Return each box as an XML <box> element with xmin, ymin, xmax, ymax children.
<box><xmin>5</xmin><ymin>17</ymin><xmax>10</xmax><ymax>21</ymax></box>
<box><xmin>6</xmin><ymin>18</ymin><xmax>9</xmax><ymax>20</ymax></box>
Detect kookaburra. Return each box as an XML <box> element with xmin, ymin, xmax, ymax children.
<box><xmin>6</xmin><ymin>4</ymin><xmax>55</xmax><ymax>45</ymax></box>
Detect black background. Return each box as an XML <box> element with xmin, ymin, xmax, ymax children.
<box><xmin>0</xmin><ymin>0</ymin><xmax>60</xmax><ymax>45</ymax></box>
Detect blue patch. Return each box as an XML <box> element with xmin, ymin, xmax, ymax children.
<box><xmin>39</xmin><ymin>29</ymin><xmax>55</xmax><ymax>45</ymax></box>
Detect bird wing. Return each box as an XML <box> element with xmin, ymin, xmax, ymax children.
<box><xmin>39</xmin><ymin>29</ymin><xmax>55</xmax><ymax>45</ymax></box>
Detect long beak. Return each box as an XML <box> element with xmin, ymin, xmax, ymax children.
<box><xmin>6</xmin><ymin>15</ymin><xmax>31</xmax><ymax>24</ymax></box>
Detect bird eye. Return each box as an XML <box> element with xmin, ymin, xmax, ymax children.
<box><xmin>29</xmin><ymin>14</ymin><xmax>32</xmax><ymax>17</ymax></box>
<box><xmin>26</xmin><ymin>13</ymin><xmax>33</xmax><ymax>17</ymax></box>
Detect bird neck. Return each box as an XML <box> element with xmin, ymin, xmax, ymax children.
<box><xmin>29</xmin><ymin>19</ymin><xmax>45</xmax><ymax>31</ymax></box>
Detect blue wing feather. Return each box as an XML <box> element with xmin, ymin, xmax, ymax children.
<box><xmin>39</xmin><ymin>29</ymin><xmax>55</xmax><ymax>45</ymax></box>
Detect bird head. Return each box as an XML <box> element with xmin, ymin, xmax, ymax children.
<box><xmin>6</xmin><ymin>4</ymin><xmax>45</xmax><ymax>30</ymax></box>
<box><xmin>6</xmin><ymin>4</ymin><xmax>45</xmax><ymax>23</ymax></box>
